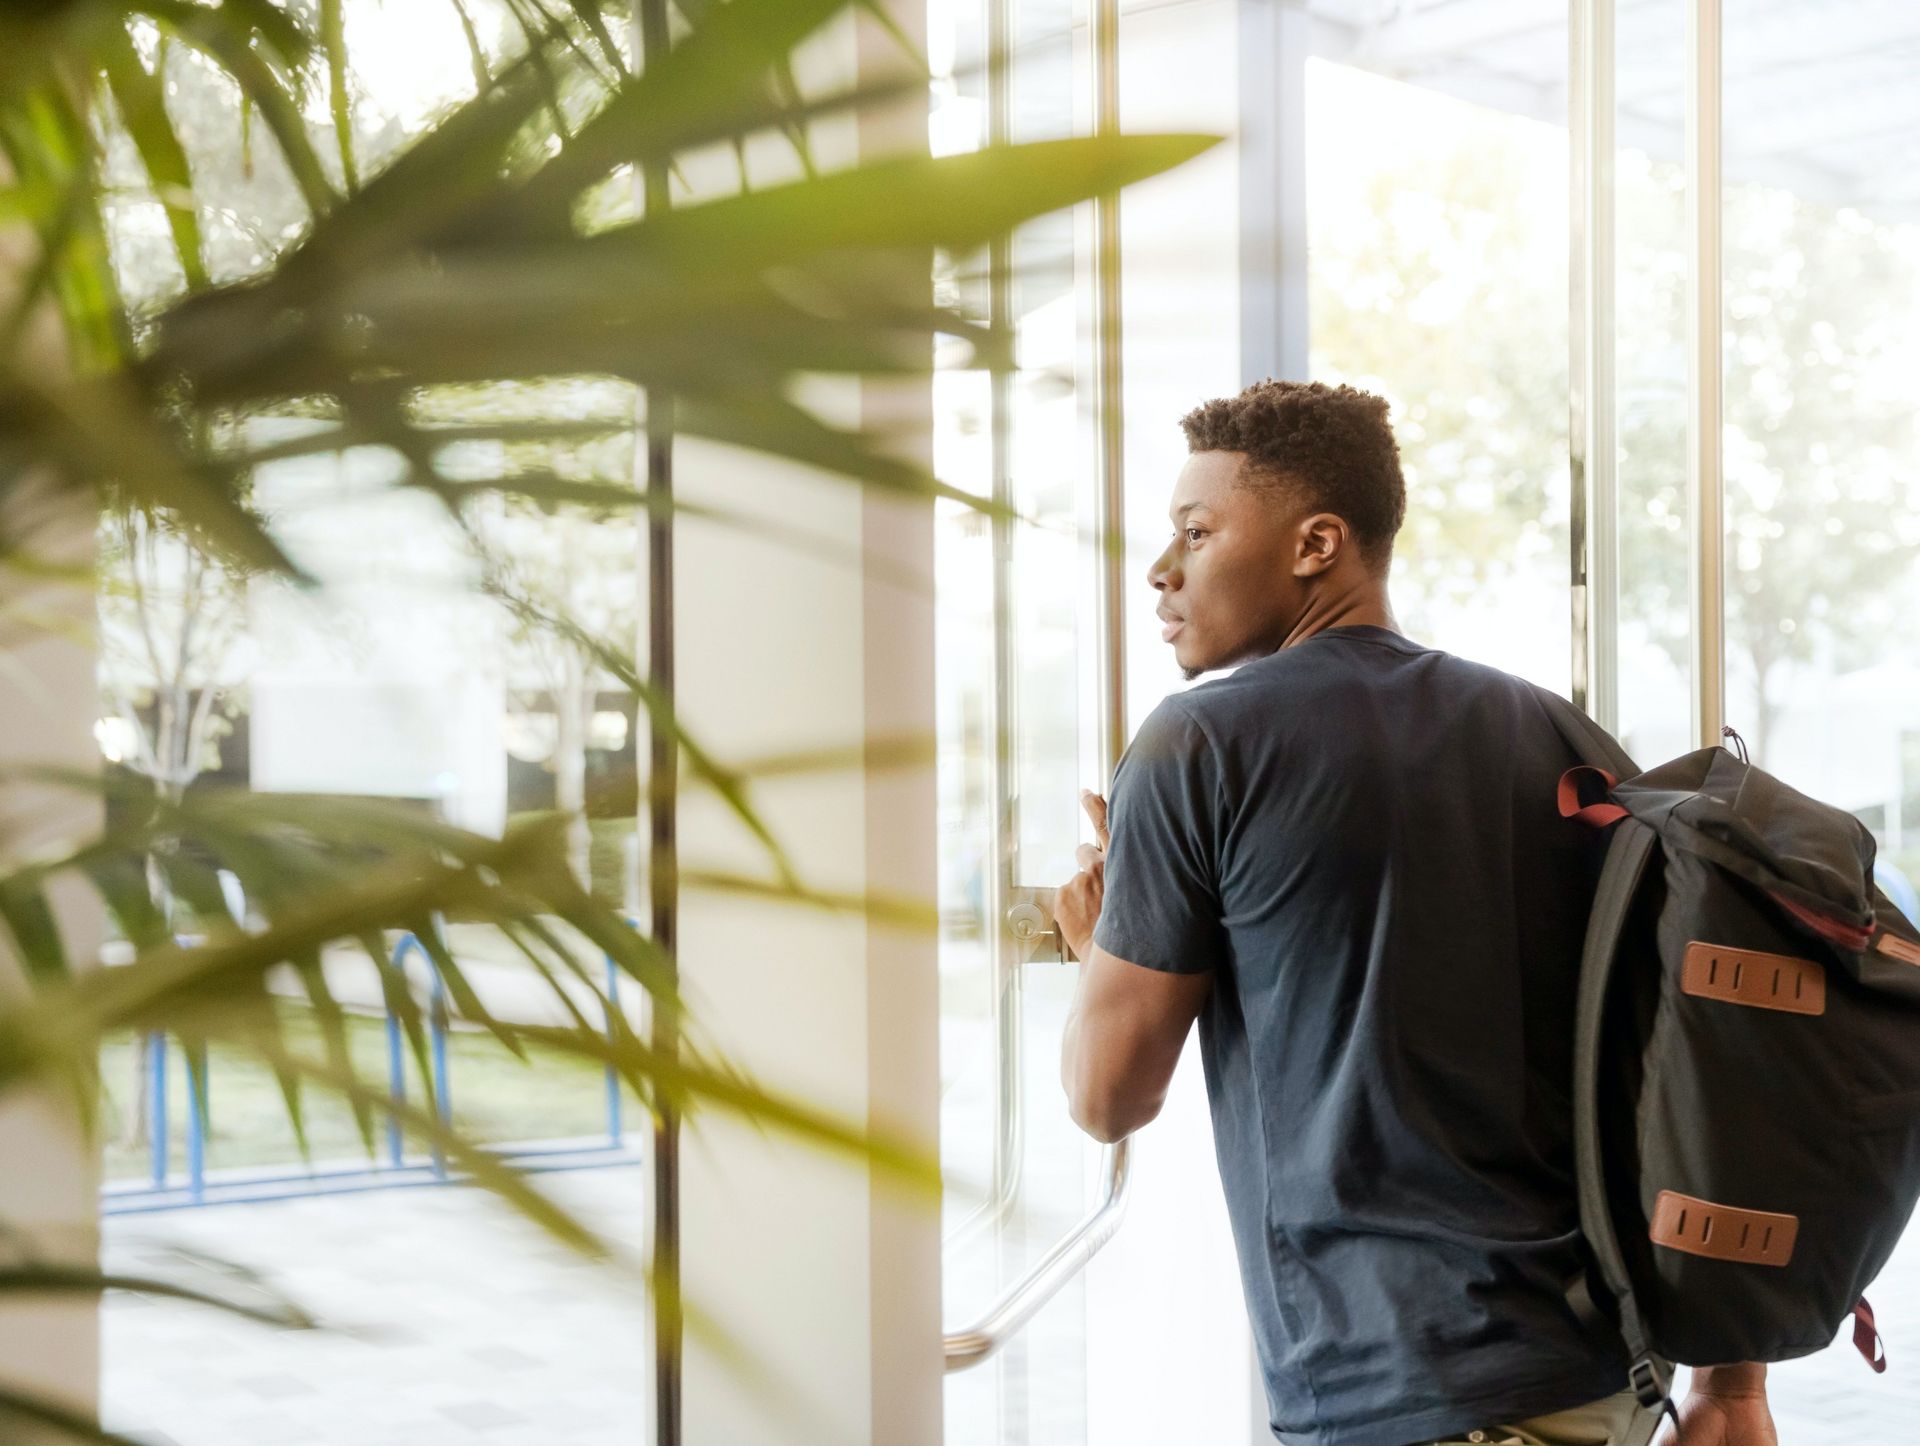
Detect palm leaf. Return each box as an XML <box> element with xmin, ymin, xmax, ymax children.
<box><xmin>318</xmin><ymin>0</ymin><xmax>357</xmax><ymax>193</ymax></box>
<box><xmin>288</xmin><ymin>945</ymin><xmax>378</xmax><ymax>1154</ymax></box>
<box><xmin>589</xmin><ymin>133</ymin><xmax>1218</xmax><ymax>272</ymax></box>
<box><xmin>97</xmin><ymin>21</ymin><xmax>207</xmax><ymax>289</ymax></box>
<box><xmin>446</xmin><ymin>0</ymin><xmax>494</xmax><ymax>93</ymax></box>
<box><xmin>0</xmin><ymin>1260</ymin><xmax>316</xmax><ymax>1330</ymax></box>
<box><xmin>138</xmin><ymin>0</ymin><xmax>315</xmax><ymax>72</ymax></box>
<box><xmin>0</xmin><ymin>4</ymin><xmax>1225</xmax><ymax>1430</ymax></box>
<box><xmin>154</xmin><ymin>4</ymin><xmax>335</xmax><ymax>214</ymax></box>
<box><xmin>503</xmin><ymin>0</ymin><xmax>853</xmax><ymax>218</ymax></box>
<box><xmin>0</xmin><ymin>84</ymin><xmax>130</xmax><ymax>373</ymax></box>
<box><xmin>0</xmin><ymin>867</ymin><xmax>70</xmax><ymax>983</ymax></box>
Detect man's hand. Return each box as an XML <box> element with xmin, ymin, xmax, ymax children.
<box><xmin>1054</xmin><ymin>789</ymin><xmax>1109</xmax><ymax>962</ymax></box>
<box><xmin>1656</xmin><ymin>1364</ymin><xmax>1777</xmax><ymax>1446</ymax></box>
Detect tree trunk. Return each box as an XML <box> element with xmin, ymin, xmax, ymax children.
<box><xmin>120</xmin><ymin>796</ymin><xmax>184</xmax><ymax>1151</ymax></box>
<box><xmin>554</xmin><ymin>649</ymin><xmax>593</xmax><ymax>892</ymax></box>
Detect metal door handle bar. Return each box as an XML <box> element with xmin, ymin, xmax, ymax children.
<box><xmin>942</xmin><ymin>1136</ymin><xmax>1131</xmax><ymax>1371</ymax></box>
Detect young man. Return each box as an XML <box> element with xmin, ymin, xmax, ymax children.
<box><xmin>1052</xmin><ymin>380</ymin><xmax>1777</xmax><ymax>1446</ymax></box>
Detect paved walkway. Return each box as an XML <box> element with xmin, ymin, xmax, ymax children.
<box><xmin>103</xmin><ymin>1169</ymin><xmax>652</xmax><ymax>1446</ymax></box>
<box><xmin>101</xmin><ymin>1158</ymin><xmax>1920</xmax><ymax>1444</ymax></box>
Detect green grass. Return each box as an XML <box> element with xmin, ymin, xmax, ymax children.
<box><xmin>100</xmin><ymin>1005</ymin><xmax>644</xmax><ymax>1183</ymax></box>
<box><xmin>494</xmin><ymin>814</ymin><xmax>637</xmax><ymax>911</ymax></box>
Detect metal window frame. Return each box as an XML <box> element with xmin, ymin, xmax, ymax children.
<box><xmin>1569</xmin><ymin>0</ymin><xmax>1618</xmax><ymax>733</ymax></box>
<box><xmin>1238</xmin><ymin>0</ymin><xmax>1312</xmax><ymax>385</ymax></box>
<box><xmin>1572</xmin><ymin>0</ymin><xmax>1724</xmax><ymax>747</ymax></box>
<box><xmin>1687</xmin><ymin>0</ymin><xmax>1726</xmax><ymax>749</ymax></box>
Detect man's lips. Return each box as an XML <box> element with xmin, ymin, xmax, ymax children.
<box><xmin>1157</xmin><ymin>609</ymin><xmax>1184</xmax><ymax>642</ymax></box>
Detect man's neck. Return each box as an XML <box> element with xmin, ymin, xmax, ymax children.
<box><xmin>1278</xmin><ymin>591</ymin><xmax>1400</xmax><ymax>650</ymax></box>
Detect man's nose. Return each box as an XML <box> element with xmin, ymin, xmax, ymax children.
<box><xmin>1148</xmin><ymin>543</ymin><xmax>1179</xmax><ymax>592</ymax></box>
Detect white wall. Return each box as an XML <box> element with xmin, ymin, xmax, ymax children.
<box><xmin>248</xmin><ymin>436</ymin><xmax>508</xmax><ymax>835</ymax></box>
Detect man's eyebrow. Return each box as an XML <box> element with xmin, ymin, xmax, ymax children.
<box><xmin>1170</xmin><ymin>501</ymin><xmax>1213</xmax><ymax>523</ymax></box>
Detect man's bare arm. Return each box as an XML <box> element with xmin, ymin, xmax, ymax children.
<box><xmin>1059</xmin><ymin>942</ymin><xmax>1211</xmax><ymax>1142</ymax></box>
<box><xmin>1054</xmin><ymin>790</ymin><xmax>1213</xmax><ymax>1143</ymax></box>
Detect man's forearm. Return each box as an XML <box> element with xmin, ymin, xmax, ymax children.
<box><xmin>1060</xmin><ymin>915</ymin><xmax>1093</xmax><ymax>965</ymax></box>
<box><xmin>1058</xmin><ymin>951</ymin><xmax>1088</xmax><ymax>1100</ymax></box>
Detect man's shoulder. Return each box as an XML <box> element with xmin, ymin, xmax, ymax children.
<box><xmin>1171</xmin><ymin>642</ymin><xmax>1595</xmax><ymax>769</ymax></box>
<box><xmin>1170</xmin><ymin>631</ymin><xmax>1503</xmax><ymax>712</ymax></box>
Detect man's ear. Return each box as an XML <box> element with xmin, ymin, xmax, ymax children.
<box><xmin>1292</xmin><ymin>512</ymin><xmax>1348</xmax><ymax>577</ymax></box>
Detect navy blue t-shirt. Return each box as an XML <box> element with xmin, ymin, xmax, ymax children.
<box><xmin>1091</xmin><ymin>624</ymin><xmax>1626</xmax><ymax>1446</ymax></box>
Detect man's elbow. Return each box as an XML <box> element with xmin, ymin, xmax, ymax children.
<box><xmin>1066</xmin><ymin>1084</ymin><xmax>1157</xmax><ymax>1144</ymax></box>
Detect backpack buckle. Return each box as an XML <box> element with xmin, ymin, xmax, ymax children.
<box><xmin>1629</xmin><ymin>1355</ymin><xmax>1671</xmax><ymax>1412</ymax></box>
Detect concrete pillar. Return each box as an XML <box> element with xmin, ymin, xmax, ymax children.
<box><xmin>671</xmin><ymin>9</ymin><xmax>942</xmax><ymax>1442</ymax></box>
<box><xmin>0</xmin><ymin>156</ymin><xmax>105</xmax><ymax>1440</ymax></box>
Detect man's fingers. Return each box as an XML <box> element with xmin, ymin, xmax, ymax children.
<box><xmin>1082</xmin><ymin>791</ymin><xmax>1113</xmax><ymax>844</ymax></box>
<box><xmin>1074</xmin><ymin>841</ymin><xmax>1104</xmax><ymax>873</ymax></box>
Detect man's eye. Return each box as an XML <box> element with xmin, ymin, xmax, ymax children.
<box><xmin>1184</xmin><ymin>528</ymin><xmax>1205</xmax><ymax>544</ymax></box>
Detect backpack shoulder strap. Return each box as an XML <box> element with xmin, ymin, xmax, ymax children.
<box><xmin>1527</xmin><ymin>682</ymin><xmax>1641</xmax><ymax>778</ymax></box>
<box><xmin>1573</xmin><ymin>814</ymin><xmax>1676</xmax><ymax>1420</ymax></box>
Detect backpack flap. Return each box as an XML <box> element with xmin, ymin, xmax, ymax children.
<box><xmin>1615</xmin><ymin>746</ymin><xmax>1878</xmax><ymax>956</ymax></box>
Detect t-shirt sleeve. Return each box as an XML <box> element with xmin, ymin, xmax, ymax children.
<box><xmin>1090</xmin><ymin>695</ymin><xmax>1227</xmax><ymax>975</ymax></box>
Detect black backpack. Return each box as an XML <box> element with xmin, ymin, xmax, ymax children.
<box><xmin>1535</xmin><ymin>688</ymin><xmax>1920</xmax><ymax>1419</ymax></box>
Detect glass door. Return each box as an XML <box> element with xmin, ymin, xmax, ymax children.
<box><xmin>932</xmin><ymin>1</ymin><xmax>1122</xmax><ymax>1441</ymax></box>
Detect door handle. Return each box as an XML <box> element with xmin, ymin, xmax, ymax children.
<box><xmin>1005</xmin><ymin>885</ymin><xmax>1063</xmax><ymax>965</ymax></box>
<box><xmin>943</xmin><ymin>1137</ymin><xmax>1131</xmax><ymax>1372</ymax></box>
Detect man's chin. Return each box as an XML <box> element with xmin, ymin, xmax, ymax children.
<box><xmin>1171</xmin><ymin>640</ymin><xmax>1205</xmax><ymax>682</ymax></box>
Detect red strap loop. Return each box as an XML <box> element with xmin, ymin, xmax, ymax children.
<box><xmin>1770</xmin><ymin>890</ymin><xmax>1876</xmax><ymax>952</ymax></box>
<box><xmin>1853</xmin><ymin>1297</ymin><xmax>1887</xmax><ymax>1374</ymax></box>
<box><xmin>1557</xmin><ymin>765</ymin><xmax>1627</xmax><ymax>828</ymax></box>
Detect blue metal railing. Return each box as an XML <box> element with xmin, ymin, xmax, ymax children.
<box><xmin>147</xmin><ymin>1031</ymin><xmax>168</xmax><ymax>1192</ymax></box>
<box><xmin>107</xmin><ymin>916</ymin><xmax>640</xmax><ymax>1214</ymax></box>
<box><xmin>386</xmin><ymin>927</ymin><xmax>452</xmax><ymax>1179</ymax></box>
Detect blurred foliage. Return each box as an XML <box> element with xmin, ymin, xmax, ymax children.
<box><xmin>0</xmin><ymin>0</ymin><xmax>1217</xmax><ymax>1436</ymax></box>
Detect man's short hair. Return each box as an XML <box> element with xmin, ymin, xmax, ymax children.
<box><xmin>1178</xmin><ymin>379</ymin><xmax>1407</xmax><ymax>573</ymax></box>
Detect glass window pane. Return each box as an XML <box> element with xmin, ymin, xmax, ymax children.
<box><xmin>1614</xmin><ymin>0</ymin><xmax>1693</xmax><ymax>765</ymax></box>
<box><xmin>1716</xmin><ymin>4</ymin><xmax>1920</xmax><ymax>1433</ymax></box>
<box><xmin>1307</xmin><ymin>38</ymin><xmax>1572</xmax><ymax>693</ymax></box>
<box><xmin>934</xmin><ymin>1</ymin><xmax>1094</xmax><ymax>1441</ymax></box>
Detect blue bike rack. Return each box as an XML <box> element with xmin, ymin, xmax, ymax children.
<box><xmin>387</xmin><ymin>927</ymin><xmax>453</xmax><ymax>1180</ymax></box>
<box><xmin>147</xmin><ymin>1030</ymin><xmax>168</xmax><ymax>1190</ymax></box>
<box><xmin>1875</xmin><ymin>859</ymin><xmax>1920</xmax><ymax>924</ymax></box>
<box><xmin>603</xmin><ymin>951</ymin><xmax>623</xmax><ymax>1146</ymax></box>
<box><xmin>109</xmin><ymin>911</ymin><xmax>643</xmax><ymax>1214</ymax></box>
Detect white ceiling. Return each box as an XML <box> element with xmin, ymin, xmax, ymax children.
<box><xmin>1305</xmin><ymin>0</ymin><xmax>1920</xmax><ymax>223</ymax></box>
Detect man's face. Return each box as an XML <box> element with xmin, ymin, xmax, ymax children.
<box><xmin>1149</xmin><ymin>450</ymin><xmax>1308</xmax><ymax>680</ymax></box>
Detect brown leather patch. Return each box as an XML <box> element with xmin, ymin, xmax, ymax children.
<box><xmin>1876</xmin><ymin>931</ymin><xmax>1920</xmax><ymax>968</ymax></box>
<box><xmin>1681</xmin><ymin>941</ymin><xmax>1825</xmax><ymax>1016</ymax></box>
<box><xmin>1649</xmin><ymin>1190</ymin><xmax>1797</xmax><ymax>1266</ymax></box>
